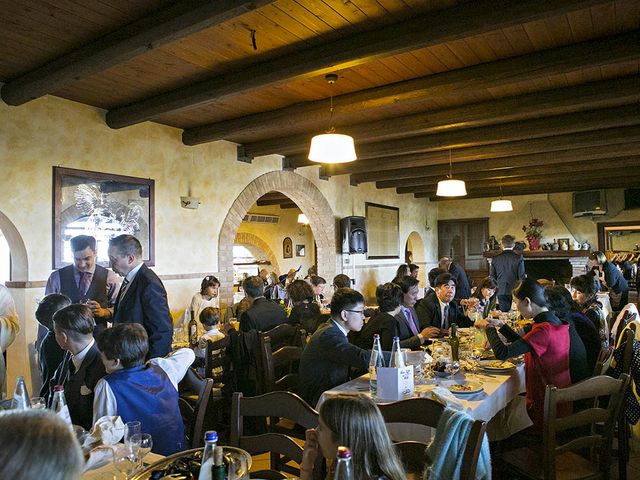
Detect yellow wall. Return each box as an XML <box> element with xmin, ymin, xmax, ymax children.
<box><xmin>0</xmin><ymin>95</ymin><xmax>435</xmax><ymax>390</ymax></box>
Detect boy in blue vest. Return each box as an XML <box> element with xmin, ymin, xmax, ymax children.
<box><xmin>93</xmin><ymin>323</ymin><xmax>195</xmax><ymax>455</ymax></box>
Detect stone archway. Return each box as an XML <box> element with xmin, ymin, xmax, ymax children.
<box><xmin>218</xmin><ymin>171</ymin><xmax>336</xmax><ymax>304</ymax></box>
<box><xmin>0</xmin><ymin>210</ymin><xmax>28</xmax><ymax>282</ymax></box>
<box><xmin>234</xmin><ymin>231</ymin><xmax>280</xmax><ymax>273</ymax></box>
<box><xmin>406</xmin><ymin>231</ymin><xmax>427</xmax><ymax>286</ymax></box>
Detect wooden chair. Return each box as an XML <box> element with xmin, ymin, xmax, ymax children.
<box><xmin>614</xmin><ymin>325</ymin><xmax>636</xmax><ymax>480</ymax></box>
<box><xmin>592</xmin><ymin>346</ymin><xmax>614</xmax><ymax>376</ymax></box>
<box><xmin>377</xmin><ymin>398</ymin><xmax>487</xmax><ymax>480</ymax></box>
<box><xmin>204</xmin><ymin>334</ymin><xmax>232</xmax><ymax>386</ymax></box>
<box><xmin>393</xmin><ymin>441</ymin><xmax>429</xmax><ymax>477</ymax></box>
<box><xmin>177</xmin><ymin>368</ymin><xmax>214</xmax><ymax>448</ymax></box>
<box><xmin>258</xmin><ymin>335</ymin><xmax>304</xmax><ymax>394</ymax></box>
<box><xmin>230</xmin><ymin>391</ymin><xmax>321</xmax><ymax>479</ymax></box>
<box><xmin>500</xmin><ymin>374</ymin><xmax>631</xmax><ymax>480</ymax></box>
<box><xmin>260</xmin><ymin>323</ymin><xmax>306</xmax><ymax>351</ymax></box>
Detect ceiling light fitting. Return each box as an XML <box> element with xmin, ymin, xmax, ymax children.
<box><xmin>436</xmin><ymin>151</ymin><xmax>467</xmax><ymax>197</ymax></box>
<box><xmin>308</xmin><ymin>74</ymin><xmax>357</xmax><ymax>164</ymax></box>
<box><xmin>490</xmin><ymin>181</ymin><xmax>513</xmax><ymax>212</ymax></box>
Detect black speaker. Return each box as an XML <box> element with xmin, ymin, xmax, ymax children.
<box><xmin>341</xmin><ymin>216</ymin><xmax>368</xmax><ymax>254</ymax></box>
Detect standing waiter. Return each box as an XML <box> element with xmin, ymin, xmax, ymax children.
<box><xmin>44</xmin><ymin>235</ymin><xmax>120</xmax><ymax>339</ymax></box>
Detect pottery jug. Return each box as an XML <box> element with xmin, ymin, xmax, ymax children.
<box><xmin>582</xmin><ymin>241</ymin><xmax>590</xmax><ymax>250</ymax></box>
<box><xmin>560</xmin><ymin>240</ymin><xmax>568</xmax><ymax>251</ymax></box>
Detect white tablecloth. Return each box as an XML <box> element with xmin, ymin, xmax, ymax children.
<box><xmin>319</xmin><ymin>365</ymin><xmax>529</xmax><ymax>442</ymax></box>
<box><xmin>82</xmin><ymin>452</ymin><xmax>164</xmax><ymax>479</ymax></box>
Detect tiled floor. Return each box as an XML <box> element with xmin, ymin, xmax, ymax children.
<box><xmin>612</xmin><ymin>435</ymin><xmax>640</xmax><ymax>480</ymax></box>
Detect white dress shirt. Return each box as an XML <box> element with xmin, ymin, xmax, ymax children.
<box><xmin>71</xmin><ymin>338</ymin><xmax>95</xmax><ymax>372</ymax></box>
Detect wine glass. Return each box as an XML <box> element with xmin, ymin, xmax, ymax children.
<box><xmin>30</xmin><ymin>397</ymin><xmax>46</xmax><ymax>409</ymax></box>
<box><xmin>124</xmin><ymin>421</ymin><xmax>141</xmax><ymax>444</ymax></box>
<box><xmin>113</xmin><ymin>443</ymin><xmax>139</xmax><ymax>479</ymax></box>
<box><xmin>138</xmin><ymin>434</ymin><xmax>153</xmax><ymax>467</ymax></box>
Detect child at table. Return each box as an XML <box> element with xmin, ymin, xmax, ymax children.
<box><xmin>194</xmin><ymin>307</ymin><xmax>225</xmax><ymax>377</ymax></box>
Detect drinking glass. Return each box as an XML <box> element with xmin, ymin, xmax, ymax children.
<box><xmin>124</xmin><ymin>421</ymin><xmax>141</xmax><ymax>443</ymax></box>
<box><xmin>30</xmin><ymin>397</ymin><xmax>46</xmax><ymax>409</ymax></box>
<box><xmin>113</xmin><ymin>443</ymin><xmax>139</xmax><ymax>480</ymax></box>
<box><xmin>138</xmin><ymin>434</ymin><xmax>153</xmax><ymax>467</ymax></box>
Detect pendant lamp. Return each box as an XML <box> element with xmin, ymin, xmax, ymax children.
<box><xmin>490</xmin><ymin>181</ymin><xmax>513</xmax><ymax>212</ymax></box>
<box><xmin>436</xmin><ymin>151</ymin><xmax>467</xmax><ymax>197</ymax></box>
<box><xmin>308</xmin><ymin>74</ymin><xmax>357</xmax><ymax>164</ymax></box>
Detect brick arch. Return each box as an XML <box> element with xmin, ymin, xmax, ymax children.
<box><xmin>234</xmin><ymin>232</ymin><xmax>280</xmax><ymax>273</ymax></box>
<box><xmin>0</xmin><ymin>210</ymin><xmax>28</xmax><ymax>281</ymax></box>
<box><xmin>218</xmin><ymin>171</ymin><xmax>336</xmax><ymax>304</ymax></box>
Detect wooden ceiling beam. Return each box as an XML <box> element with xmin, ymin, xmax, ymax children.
<box><xmin>320</xmin><ymin>127</ymin><xmax>640</xmax><ymax>177</ymax></box>
<box><xmin>284</xmin><ymin>104</ymin><xmax>640</xmax><ymax>168</ymax></box>
<box><xmin>242</xmin><ymin>76</ymin><xmax>640</xmax><ymax>158</ymax></box>
<box><xmin>183</xmin><ymin>30</ymin><xmax>640</xmax><ymax>146</ymax></box>
<box><xmin>377</xmin><ymin>155</ymin><xmax>640</xmax><ymax>189</ymax></box>
<box><xmin>106</xmin><ymin>0</ymin><xmax>607</xmax><ymax>130</ymax></box>
<box><xmin>419</xmin><ymin>175</ymin><xmax>640</xmax><ymax>200</ymax></box>
<box><xmin>0</xmin><ymin>0</ymin><xmax>275</xmax><ymax>106</ymax></box>
<box><xmin>351</xmin><ymin>143</ymin><xmax>640</xmax><ymax>184</ymax></box>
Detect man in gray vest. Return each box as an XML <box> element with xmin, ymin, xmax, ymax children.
<box><xmin>45</xmin><ymin>235</ymin><xmax>120</xmax><ymax>337</ymax></box>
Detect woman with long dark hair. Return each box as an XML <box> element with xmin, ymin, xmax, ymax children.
<box><xmin>475</xmin><ymin>277</ymin><xmax>571</xmax><ymax>430</ymax></box>
<box><xmin>470</xmin><ymin>277</ymin><xmax>498</xmax><ymax>318</ymax></box>
<box><xmin>570</xmin><ymin>274</ymin><xmax>609</xmax><ymax>349</ymax></box>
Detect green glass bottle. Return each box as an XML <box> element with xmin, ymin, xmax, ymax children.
<box><xmin>449</xmin><ymin>323</ymin><xmax>459</xmax><ymax>362</ymax></box>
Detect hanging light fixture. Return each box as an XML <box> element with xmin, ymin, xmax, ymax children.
<box><xmin>436</xmin><ymin>150</ymin><xmax>467</xmax><ymax>197</ymax></box>
<box><xmin>308</xmin><ymin>74</ymin><xmax>357</xmax><ymax>164</ymax></box>
<box><xmin>297</xmin><ymin>213</ymin><xmax>309</xmax><ymax>225</ymax></box>
<box><xmin>490</xmin><ymin>181</ymin><xmax>513</xmax><ymax>212</ymax></box>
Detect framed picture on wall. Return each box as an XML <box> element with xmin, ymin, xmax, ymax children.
<box><xmin>53</xmin><ymin>166</ymin><xmax>155</xmax><ymax>269</ymax></box>
<box><xmin>365</xmin><ymin>202</ymin><xmax>399</xmax><ymax>259</ymax></box>
<box><xmin>283</xmin><ymin>237</ymin><xmax>293</xmax><ymax>258</ymax></box>
<box><xmin>296</xmin><ymin>245</ymin><xmax>305</xmax><ymax>257</ymax></box>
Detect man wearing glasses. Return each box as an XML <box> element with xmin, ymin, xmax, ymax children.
<box><xmin>299</xmin><ymin>288</ymin><xmax>372</xmax><ymax>406</ymax></box>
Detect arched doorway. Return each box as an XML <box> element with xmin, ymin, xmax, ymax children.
<box><xmin>218</xmin><ymin>171</ymin><xmax>336</xmax><ymax>304</ymax></box>
<box><xmin>0</xmin><ymin>210</ymin><xmax>28</xmax><ymax>282</ymax></box>
<box><xmin>405</xmin><ymin>231</ymin><xmax>427</xmax><ymax>286</ymax></box>
<box><xmin>234</xmin><ymin>231</ymin><xmax>281</xmax><ymax>273</ymax></box>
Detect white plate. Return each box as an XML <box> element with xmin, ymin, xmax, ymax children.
<box><xmin>479</xmin><ymin>359</ymin><xmax>517</xmax><ymax>373</ymax></box>
<box><xmin>448</xmin><ymin>381</ymin><xmax>483</xmax><ymax>395</ymax></box>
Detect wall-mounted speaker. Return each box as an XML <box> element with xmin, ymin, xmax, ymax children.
<box><xmin>340</xmin><ymin>216</ymin><xmax>367</xmax><ymax>254</ymax></box>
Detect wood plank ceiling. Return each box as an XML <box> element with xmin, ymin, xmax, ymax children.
<box><xmin>1</xmin><ymin>0</ymin><xmax>639</xmax><ymax>201</ymax></box>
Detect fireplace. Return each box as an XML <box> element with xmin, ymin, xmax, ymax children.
<box><xmin>483</xmin><ymin>250</ymin><xmax>590</xmax><ymax>285</ymax></box>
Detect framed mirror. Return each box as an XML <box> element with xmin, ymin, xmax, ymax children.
<box><xmin>597</xmin><ymin>221</ymin><xmax>640</xmax><ymax>252</ymax></box>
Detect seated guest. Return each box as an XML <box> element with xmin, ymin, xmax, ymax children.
<box><xmin>300</xmin><ymin>394</ymin><xmax>406</xmax><ymax>480</ymax></box>
<box><xmin>35</xmin><ymin>293</ymin><xmax>71</xmax><ymax>400</ymax></box>
<box><xmin>424</xmin><ymin>267</ymin><xmax>445</xmax><ymax>301</ymax></box>
<box><xmin>588</xmin><ymin>250</ymin><xmax>629</xmax><ymax>310</ymax></box>
<box><xmin>239</xmin><ymin>276</ymin><xmax>287</xmax><ymax>332</ymax></box>
<box><xmin>49</xmin><ymin>304</ymin><xmax>106</xmax><ymax>430</ymax></box>
<box><xmin>299</xmin><ymin>289</ymin><xmax>372</xmax><ymax>406</ymax></box>
<box><xmin>0</xmin><ymin>409</ymin><xmax>84</xmax><ymax>480</ymax></box>
<box><xmin>570</xmin><ymin>274</ymin><xmax>609</xmax><ymax>348</ymax></box>
<box><xmin>439</xmin><ymin>256</ymin><xmax>472</xmax><ymax>301</ymax></box>
<box><xmin>395</xmin><ymin>277</ymin><xmax>441</xmax><ymax>349</ymax></box>
<box><xmin>194</xmin><ymin>307</ymin><xmax>225</xmax><ymax>377</ymax></box>
<box><xmin>544</xmin><ymin>286</ymin><xmax>591</xmax><ymax>383</ymax></box>
<box><xmin>469</xmin><ymin>277</ymin><xmax>498</xmax><ymax>318</ymax></box>
<box><xmin>287</xmin><ymin>280</ymin><xmax>322</xmax><ymax>335</ymax></box>
<box><xmin>309</xmin><ymin>275</ymin><xmax>327</xmax><ymax>304</ymax></box>
<box><xmin>187</xmin><ymin>276</ymin><xmax>220</xmax><ymax>332</ymax></box>
<box><xmin>264</xmin><ymin>271</ymin><xmax>281</xmax><ymax>300</ymax></box>
<box><xmin>94</xmin><ymin>324</ymin><xmax>194</xmax><ymax>455</ymax></box>
<box><xmin>392</xmin><ymin>264</ymin><xmax>410</xmax><ymax>284</ymax></box>
<box><xmin>475</xmin><ymin>278</ymin><xmax>571</xmax><ymax>430</ymax></box>
<box><xmin>416</xmin><ymin>273</ymin><xmax>473</xmax><ymax>331</ymax></box>
<box><xmin>409</xmin><ymin>263</ymin><xmax>420</xmax><ymax>279</ymax></box>
<box><xmin>332</xmin><ymin>274</ymin><xmax>352</xmax><ymax>290</ymax></box>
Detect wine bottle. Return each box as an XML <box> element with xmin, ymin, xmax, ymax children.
<box><xmin>333</xmin><ymin>446</ymin><xmax>353</xmax><ymax>480</ymax></box>
<box><xmin>449</xmin><ymin>323</ymin><xmax>460</xmax><ymax>362</ymax></box>
<box><xmin>189</xmin><ymin>310</ymin><xmax>198</xmax><ymax>348</ymax></box>
<box><xmin>368</xmin><ymin>334</ymin><xmax>385</xmax><ymax>397</ymax></box>
<box><xmin>389</xmin><ymin>336</ymin><xmax>405</xmax><ymax>368</ymax></box>
<box><xmin>12</xmin><ymin>376</ymin><xmax>31</xmax><ymax>410</ymax></box>
<box><xmin>198</xmin><ymin>430</ymin><xmax>218</xmax><ymax>480</ymax></box>
<box><xmin>212</xmin><ymin>446</ymin><xmax>226</xmax><ymax>480</ymax></box>
<box><xmin>51</xmin><ymin>385</ymin><xmax>72</xmax><ymax>424</ymax></box>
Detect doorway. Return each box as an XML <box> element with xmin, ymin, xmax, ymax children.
<box><xmin>438</xmin><ymin>218</ymin><xmax>489</xmax><ymax>282</ymax></box>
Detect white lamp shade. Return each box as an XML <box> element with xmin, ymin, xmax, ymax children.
<box><xmin>297</xmin><ymin>213</ymin><xmax>309</xmax><ymax>225</ymax></box>
<box><xmin>490</xmin><ymin>199</ymin><xmax>513</xmax><ymax>212</ymax></box>
<box><xmin>308</xmin><ymin>133</ymin><xmax>357</xmax><ymax>163</ymax></box>
<box><xmin>436</xmin><ymin>179</ymin><xmax>467</xmax><ymax>197</ymax></box>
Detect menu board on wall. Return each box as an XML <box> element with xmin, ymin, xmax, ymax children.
<box><xmin>366</xmin><ymin>202</ymin><xmax>399</xmax><ymax>259</ymax></box>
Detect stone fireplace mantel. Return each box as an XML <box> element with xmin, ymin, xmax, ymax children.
<box><xmin>483</xmin><ymin>250</ymin><xmax>590</xmax><ymax>281</ymax></box>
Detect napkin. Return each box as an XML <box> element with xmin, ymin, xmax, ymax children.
<box><xmin>83</xmin><ymin>415</ymin><xmax>125</xmax><ymax>448</ymax></box>
<box><xmin>431</xmin><ymin>386</ymin><xmax>464</xmax><ymax>411</ymax></box>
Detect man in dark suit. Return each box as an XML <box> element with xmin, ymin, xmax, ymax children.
<box><xmin>416</xmin><ymin>273</ymin><xmax>473</xmax><ymax>331</ymax></box>
<box><xmin>394</xmin><ymin>276</ymin><xmax>441</xmax><ymax>349</ymax></box>
<box><xmin>489</xmin><ymin>234</ymin><xmax>526</xmax><ymax>311</ymax></box>
<box><xmin>424</xmin><ymin>267</ymin><xmax>445</xmax><ymax>301</ymax></box>
<box><xmin>439</xmin><ymin>257</ymin><xmax>471</xmax><ymax>300</ymax></box>
<box><xmin>109</xmin><ymin>235</ymin><xmax>173</xmax><ymax>358</ymax></box>
<box><xmin>36</xmin><ymin>293</ymin><xmax>71</xmax><ymax>400</ymax></box>
<box><xmin>49</xmin><ymin>304</ymin><xmax>106</xmax><ymax>430</ymax></box>
<box><xmin>299</xmin><ymin>288</ymin><xmax>371</xmax><ymax>406</ymax></box>
<box><xmin>239</xmin><ymin>276</ymin><xmax>287</xmax><ymax>332</ymax></box>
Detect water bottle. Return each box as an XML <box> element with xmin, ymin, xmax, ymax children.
<box><xmin>212</xmin><ymin>446</ymin><xmax>226</xmax><ymax>480</ymax></box>
<box><xmin>198</xmin><ymin>430</ymin><xmax>218</xmax><ymax>480</ymax></box>
<box><xmin>51</xmin><ymin>385</ymin><xmax>72</xmax><ymax>424</ymax></box>
<box><xmin>12</xmin><ymin>376</ymin><xmax>31</xmax><ymax>410</ymax></box>
<box><xmin>369</xmin><ymin>334</ymin><xmax>385</xmax><ymax>397</ymax></box>
<box><xmin>333</xmin><ymin>446</ymin><xmax>353</xmax><ymax>480</ymax></box>
<box><xmin>389</xmin><ymin>336</ymin><xmax>405</xmax><ymax>368</ymax></box>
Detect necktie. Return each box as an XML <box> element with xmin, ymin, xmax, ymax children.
<box><xmin>115</xmin><ymin>278</ymin><xmax>130</xmax><ymax>309</ymax></box>
<box><xmin>405</xmin><ymin>308</ymin><xmax>419</xmax><ymax>336</ymax></box>
<box><xmin>443</xmin><ymin>304</ymin><xmax>449</xmax><ymax>329</ymax></box>
<box><xmin>78</xmin><ymin>271</ymin><xmax>91</xmax><ymax>298</ymax></box>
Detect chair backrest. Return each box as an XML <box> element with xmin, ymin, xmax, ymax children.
<box><xmin>592</xmin><ymin>346</ymin><xmax>615</xmax><ymax>377</ymax></box>
<box><xmin>178</xmin><ymin>368</ymin><xmax>214</xmax><ymax>448</ymax></box>
<box><xmin>393</xmin><ymin>441</ymin><xmax>429</xmax><ymax>476</ymax></box>
<box><xmin>261</xmin><ymin>323</ymin><xmax>305</xmax><ymax>350</ymax></box>
<box><xmin>204</xmin><ymin>334</ymin><xmax>231</xmax><ymax>385</ymax></box>
<box><xmin>542</xmin><ymin>373</ymin><xmax>631</xmax><ymax>480</ymax></box>
<box><xmin>378</xmin><ymin>398</ymin><xmax>486</xmax><ymax>480</ymax></box>
<box><xmin>231</xmin><ymin>391</ymin><xmax>320</xmax><ymax>478</ymax></box>
<box><xmin>258</xmin><ymin>335</ymin><xmax>304</xmax><ymax>393</ymax></box>
<box><xmin>620</xmin><ymin>325</ymin><xmax>636</xmax><ymax>375</ymax></box>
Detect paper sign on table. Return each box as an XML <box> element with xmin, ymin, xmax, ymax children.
<box><xmin>377</xmin><ymin>365</ymin><xmax>414</xmax><ymax>400</ymax></box>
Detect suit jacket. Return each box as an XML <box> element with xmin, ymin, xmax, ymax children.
<box><xmin>394</xmin><ymin>308</ymin><xmax>424</xmax><ymax>350</ymax></box>
<box><xmin>489</xmin><ymin>249</ymin><xmax>525</xmax><ymax>294</ymax></box>
<box><xmin>240</xmin><ymin>297</ymin><xmax>287</xmax><ymax>333</ymax></box>
<box><xmin>415</xmin><ymin>294</ymin><xmax>472</xmax><ymax>329</ymax></box>
<box><xmin>352</xmin><ymin>311</ymin><xmax>421</xmax><ymax>351</ymax></box>
<box><xmin>299</xmin><ymin>320</ymin><xmax>370</xmax><ymax>406</ymax></box>
<box><xmin>113</xmin><ymin>264</ymin><xmax>173</xmax><ymax>358</ymax></box>
<box><xmin>38</xmin><ymin>331</ymin><xmax>65</xmax><ymax>399</ymax></box>
<box><xmin>50</xmin><ymin>343</ymin><xmax>106</xmax><ymax>430</ymax></box>
<box><xmin>449</xmin><ymin>262</ymin><xmax>471</xmax><ymax>300</ymax></box>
